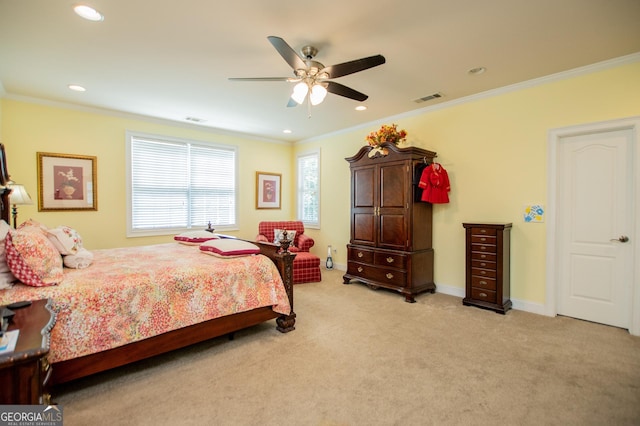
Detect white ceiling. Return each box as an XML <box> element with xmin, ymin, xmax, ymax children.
<box><xmin>1</xmin><ymin>1</ymin><xmax>639</xmax><ymax>143</ymax></box>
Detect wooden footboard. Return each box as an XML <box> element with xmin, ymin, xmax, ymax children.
<box><xmin>51</xmin><ymin>240</ymin><xmax>296</xmax><ymax>385</ymax></box>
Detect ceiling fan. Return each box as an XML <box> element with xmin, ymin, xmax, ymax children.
<box><xmin>229</xmin><ymin>36</ymin><xmax>385</xmax><ymax>108</ymax></box>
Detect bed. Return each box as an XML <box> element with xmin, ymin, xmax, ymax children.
<box><xmin>0</xmin><ymin>144</ymin><xmax>296</xmax><ymax>385</ymax></box>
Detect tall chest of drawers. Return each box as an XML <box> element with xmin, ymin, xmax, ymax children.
<box><xmin>462</xmin><ymin>223</ymin><xmax>512</xmax><ymax>314</ymax></box>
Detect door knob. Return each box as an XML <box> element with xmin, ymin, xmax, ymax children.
<box><xmin>610</xmin><ymin>236</ymin><xmax>629</xmax><ymax>243</ymax></box>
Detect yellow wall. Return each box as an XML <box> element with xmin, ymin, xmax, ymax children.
<box><xmin>2</xmin><ymin>60</ymin><xmax>639</xmax><ymax>307</ymax></box>
<box><xmin>296</xmin><ymin>60</ymin><xmax>640</xmax><ymax>305</ymax></box>
<box><xmin>0</xmin><ymin>100</ymin><xmax>293</xmax><ymax>248</ymax></box>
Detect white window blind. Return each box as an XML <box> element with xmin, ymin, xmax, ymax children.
<box><xmin>297</xmin><ymin>149</ymin><xmax>320</xmax><ymax>228</ymax></box>
<box><xmin>127</xmin><ymin>132</ymin><xmax>237</xmax><ymax>236</ymax></box>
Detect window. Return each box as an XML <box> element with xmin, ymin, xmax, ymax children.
<box><xmin>297</xmin><ymin>149</ymin><xmax>320</xmax><ymax>228</ymax></box>
<box><xmin>126</xmin><ymin>132</ymin><xmax>237</xmax><ymax>236</ymax></box>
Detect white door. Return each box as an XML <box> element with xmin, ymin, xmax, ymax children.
<box><xmin>556</xmin><ymin>128</ymin><xmax>633</xmax><ymax>328</ymax></box>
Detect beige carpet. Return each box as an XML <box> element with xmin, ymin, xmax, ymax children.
<box><xmin>55</xmin><ymin>269</ymin><xmax>640</xmax><ymax>425</ymax></box>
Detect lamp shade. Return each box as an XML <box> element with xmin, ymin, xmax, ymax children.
<box><xmin>310</xmin><ymin>84</ymin><xmax>328</xmax><ymax>105</ymax></box>
<box><xmin>291</xmin><ymin>82</ymin><xmax>309</xmax><ymax>104</ymax></box>
<box><xmin>7</xmin><ymin>183</ymin><xmax>33</xmax><ymax>205</ymax></box>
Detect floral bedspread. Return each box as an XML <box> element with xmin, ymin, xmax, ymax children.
<box><xmin>0</xmin><ymin>243</ymin><xmax>290</xmax><ymax>363</ymax></box>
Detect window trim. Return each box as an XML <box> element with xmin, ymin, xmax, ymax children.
<box><xmin>296</xmin><ymin>148</ymin><xmax>320</xmax><ymax>229</ymax></box>
<box><xmin>125</xmin><ymin>130</ymin><xmax>239</xmax><ymax>237</ymax></box>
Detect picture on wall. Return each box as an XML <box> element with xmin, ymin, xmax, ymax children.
<box><xmin>256</xmin><ymin>171</ymin><xmax>281</xmax><ymax>209</ymax></box>
<box><xmin>37</xmin><ymin>152</ymin><xmax>97</xmax><ymax>211</ymax></box>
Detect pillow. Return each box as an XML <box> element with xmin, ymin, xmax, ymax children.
<box><xmin>63</xmin><ymin>247</ymin><xmax>94</xmax><ymax>269</ymax></box>
<box><xmin>17</xmin><ymin>219</ymin><xmax>48</xmax><ymax>232</ymax></box>
<box><xmin>47</xmin><ymin>225</ymin><xmax>83</xmax><ymax>255</ymax></box>
<box><xmin>174</xmin><ymin>230</ymin><xmax>219</xmax><ymax>245</ymax></box>
<box><xmin>199</xmin><ymin>239</ymin><xmax>260</xmax><ymax>258</ymax></box>
<box><xmin>5</xmin><ymin>229</ymin><xmax>63</xmax><ymax>287</ymax></box>
<box><xmin>0</xmin><ymin>220</ymin><xmax>17</xmax><ymax>289</ymax></box>
<box><xmin>273</xmin><ymin>229</ymin><xmax>297</xmax><ymax>246</ymax></box>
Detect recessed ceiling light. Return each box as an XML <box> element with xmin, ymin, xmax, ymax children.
<box><xmin>73</xmin><ymin>4</ymin><xmax>104</xmax><ymax>21</ymax></box>
<box><xmin>68</xmin><ymin>84</ymin><xmax>86</xmax><ymax>92</ymax></box>
<box><xmin>468</xmin><ymin>67</ymin><xmax>486</xmax><ymax>75</ymax></box>
<box><xmin>355</xmin><ymin>106</ymin><xmax>367</xmax><ymax>111</ymax></box>
<box><xmin>283</xmin><ymin>129</ymin><xmax>292</xmax><ymax>134</ymax></box>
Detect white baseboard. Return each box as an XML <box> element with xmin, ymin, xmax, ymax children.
<box><xmin>435</xmin><ymin>282</ymin><xmax>547</xmax><ymax>316</ymax></box>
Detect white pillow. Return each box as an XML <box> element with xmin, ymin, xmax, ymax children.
<box><xmin>63</xmin><ymin>247</ymin><xmax>94</xmax><ymax>269</ymax></box>
<box><xmin>199</xmin><ymin>239</ymin><xmax>260</xmax><ymax>258</ymax></box>
<box><xmin>47</xmin><ymin>225</ymin><xmax>83</xmax><ymax>255</ymax></box>
<box><xmin>174</xmin><ymin>230</ymin><xmax>219</xmax><ymax>245</ymax></box>
<box><xmin>273</xmin><ymin>229</ymin><xmax>296</xmax><ymax>246</ymax></box>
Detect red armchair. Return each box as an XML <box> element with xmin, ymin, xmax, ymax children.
<box><xmin>256</xmin><ymin>221</ymin><xmax>321</xmax><ymax>284</ymax></box>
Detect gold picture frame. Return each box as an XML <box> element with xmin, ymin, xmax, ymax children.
<box><xmin>37</xmin><ymin>152</ymin><xmax>97</xmax><ymax>211</ymax></box>
<box><xmin>256</xmin><ymin>171</ymin><xmax>281</xmax><ymax>209</ymax></box>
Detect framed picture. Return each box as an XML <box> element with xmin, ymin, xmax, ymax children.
<box><xmin>256</xmin><ymin>171</ymin><xmax>281</xmax><ymax>209</ymax></box>
<box><xmin>37</xmin><ymin>152</ymin><xmax>97</xmax><ymax>211</ymax></box>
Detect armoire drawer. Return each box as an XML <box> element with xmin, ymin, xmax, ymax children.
<box><xmin>471</xmin><ymin>251</ymin><xmax>497</xmax><ymax>262</ymax></box>
<box><xmin>374</xmin><ymin>251</ymin><xmax>407</xmax><ymax>269</ymax></box>
<box><xmin>471</xmin><ymin>235</ymin><xmax>496</xmax><ymax>245</ymax></box>
<box><xmin>471</xmin><ymin>267</ymin><xmax>497</xmax><ymax>279</ymax></box>
<box><xmin>348</xmin><ymin>247</ymin><xmax>374</xmax><ymax>264</ymax></box>
<box><xmin>472</xmin><ymin>259</ymin><xmax>496</xmax><ymax>270</ymax></box>
<box><xmin>471</xmin><ymin>276</ymin><xmax>497</xmax><ymax>291</ymax></box>
<box><xmin>472</xmin><ymin>227</ymin><xmax>497</xmax><ymax>237</ymax></box>
<box><xmin>346</xmin><ymin>262</ymin><xmax>407</xmax><ymax>286</ymax></box>
<box><xmin>471</xmin><ymin>243</ymin><xmax>497</xmax><ymax>253</ymax></box>
<box><xmin>471</xmin><ymin>287</ymin><xmax>497</xmax><ymax>303</ymax></box>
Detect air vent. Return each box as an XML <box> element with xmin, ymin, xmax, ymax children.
<box><xmin>185</xmin><ymin>116</ymin><xmax>206</xmax><ymax>123</ymax></box>
<box><xmin>413</xmin><ymin>92</ymin><xmax>443</xmax><ymax>103</ymax></box>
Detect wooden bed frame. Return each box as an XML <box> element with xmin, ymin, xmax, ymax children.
<box><xmin>0</xmin><ymin>144</ymin><xmax>296</xmax><ymax>385</ymax></box>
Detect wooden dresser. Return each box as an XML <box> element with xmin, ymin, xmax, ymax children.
<box><xmin>462</xmin><ymin>223</ymin><xmax>512</xmax><ymax>314</ymax></box>
<box><xmin>343</xmin><ymin>142</ymin><xmax>437</xmax><ymax>303</ymax></box>
<box><xmin>0</xmin><ymin>299</ymin><xmax>56</xmax><ymax>404</ymax></box>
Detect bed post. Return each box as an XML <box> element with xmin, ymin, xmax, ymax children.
<box><xmin>0</xmin><ymin>144</ymin><xmax>11</xmax><ymax>223</ymax></box>
<box><xmin>253</xmin><ymin>241</ymin><xmax>296</xmax><ymax>332</ymax></box>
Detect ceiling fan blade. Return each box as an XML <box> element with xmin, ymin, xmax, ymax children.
<box><xmin>321</xmin><ymin>55</ymin><xmax>385</xmax><ymax>79</ymax></box>
<box><xmin>267</xmin><ymin>36</ymin><xmax>307</xmax><ymax>71</ymax></box>
<box><xmin>228</xmin><ymin>77</ymin><xmax>295</xmax><ymax>82</ymax></box>
<box><xmin>325</xmin><ymin>81</ymin><xmax>368</xmax><ymax>102</ymax></box>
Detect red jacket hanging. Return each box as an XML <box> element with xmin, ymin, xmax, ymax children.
<box><xmin>418</xmin><ymin>163</ymin><xmax>450</xmax><ymax>204</ymax></box>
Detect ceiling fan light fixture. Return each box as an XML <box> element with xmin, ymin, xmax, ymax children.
<box><xmin>310</xmin><ymin>84</ymin><xmax>327</xmax><ymax>106</ymax></box>
<box><xmin>291</xmin><ymin>82</ymin><xmax>309</xmax><ymax>104</ymax></box>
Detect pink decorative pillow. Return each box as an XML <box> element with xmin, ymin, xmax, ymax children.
<box><xmin>174</xmin><ymin>230</ymin><xmax>219</xmax><ymax>245</ymax></box>
<box><xmin>5</xmin><ymin>229</ymin><xmax>63</xmax><ymax>287</ymax></box>
<box><xmin>199</xmin><ymin>239</ymin><xmax>260</xmax><ymax>258</ymax></box>
<box><xmin>47</xmin><ymin>225</ymin><xmax>83</xmax><ymax>255</ymax></box>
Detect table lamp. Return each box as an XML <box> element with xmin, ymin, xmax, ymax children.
<box><xmin>6</xmin><ymin>180</ymin><xmax>33</xmax><ymax>228</ymax></box>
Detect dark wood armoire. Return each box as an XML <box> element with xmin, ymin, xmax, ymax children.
<box><xmin>343</xmin><ymin>142</ymin><xmax>437</xmax><ymax>302</ymax></box>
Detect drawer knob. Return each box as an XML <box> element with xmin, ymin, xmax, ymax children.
<box><xmin>386</xmin><ymin>273</ymin><xmax>394</xmax><ymax>279</ymax></box>
<box><xmin>480</xmin><ymin>262</ymin><xmax>486</xmax><ymax>267</ymax></box>
<box><xmin>357</xmin><ymin>252</ymin><xmax>363</xmax><ymax>258</ymax></box>
<box><xmin>480</xmin><ymin>270</ymin><xmax>486</xmax><ymax>275</ymax></box>
<box><xmin>357</xmin><ymin>267</ymin><xmax>363</xmax><ymax>273</ymax></box>
<box><xmin>480</xmin><ymin>254</ymin><xmax>486</xmax><ymax>259</ymax></box>
<box><xmin>479</xmin><ymin>292</ymin><xmax>487</xmax><ymax>298</ymax></box>
<box><xmin>480</xmin><ymin>237</ymin><xmax>486</xmax><ymax>241</ymax></box>
<box><xmin>480</xmin><ymin>229</ymin><xmax>487</xmax><ymax>233</ymax></box>
<box><xmin>479</xmin><ymin>280</ymin><xmax>487</xmax><ymax>285</ymax></box>
<box><xmin>386</xmin><ymin>257</ymin><xmax>394</xmax><ymax>263</ymax></box>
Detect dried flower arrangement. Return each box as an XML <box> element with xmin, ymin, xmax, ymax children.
<box><xmin>365</xmin><ymin>123</ymin><xmax>408</xmax><ymax>148</ymax></box>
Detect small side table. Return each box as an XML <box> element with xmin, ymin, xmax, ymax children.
<box><xmin>0</xmin><ymin>299</ymin><xmax>56</xmax><ymax>404</ymax></box>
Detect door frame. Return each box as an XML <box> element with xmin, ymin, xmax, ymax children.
<box><xmin>546</xmin><ymin>116</ymin><xmax>640</xmax><ymax>335</ymax></box>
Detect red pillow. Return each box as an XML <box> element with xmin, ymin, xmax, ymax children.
<box><xmin>5</xmin><ymin>229</ymin><xmax>63</xmax><ymax>287</ymax></box>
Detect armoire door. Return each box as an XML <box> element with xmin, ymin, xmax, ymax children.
<box><xmin>351</xmin><ymin>165</ymin><xmax>376</xmax><ymax>246</ymax></box>
<box><xmin>378</xmin><ymin>162</ymin><xmax>409</xmax><ymax>250</ymax></box>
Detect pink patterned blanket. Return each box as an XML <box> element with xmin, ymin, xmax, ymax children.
<box><xmin>0</xmin><ymin>243</ymin><xmax>290</xmax><ymax>363</ymax></box>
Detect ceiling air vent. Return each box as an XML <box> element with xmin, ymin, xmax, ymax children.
<box><xmin>414</xmin><ymin>92</ymin><xmax>443</xmax><ymax>103</ymax></box>
<box><xmin>185</xmin><ymin>116</ymin><xmax>206</xmax><ymax>123</ymax></box>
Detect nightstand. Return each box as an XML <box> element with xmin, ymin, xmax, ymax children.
<box><xmin>0</xmin><ymin>299</ymin><xmax>56</xmax><ymax>404</ymax></box>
